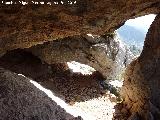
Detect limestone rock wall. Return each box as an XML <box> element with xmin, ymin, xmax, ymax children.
<box><xmin>121</xmin><ymin>14</ymin><xmax>160</xmax><ymax>120</ymax></box>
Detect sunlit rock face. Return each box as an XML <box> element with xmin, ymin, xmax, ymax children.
<box><xmin>0</xmin><ymin>0</ymin><xmax>160</xmax><ymax>55</ymax></box>
<box><xmin>27</xmin><ymin>33</ymin><xmax>134</xmax><ymax>80</ymax></box>
<box><xmin>121</xmin><ymin>14</ymin><xmax>160</xmax><ymax>120</ymax></box>
<box><xmin>0</xmin><ymin>67</ymin><xmax>82</xmax><ymax>120</ymax></box>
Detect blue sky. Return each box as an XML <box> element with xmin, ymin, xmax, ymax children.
<box><xmin>125</xmin><ymin>14</ymin><xmax>156</xmax><ymax>32</ymax></box>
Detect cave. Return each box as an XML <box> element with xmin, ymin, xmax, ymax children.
<box><xmin>0</xmin><ymin>1</ymin><xmax>160</xmax><ymax>120</ymax></box>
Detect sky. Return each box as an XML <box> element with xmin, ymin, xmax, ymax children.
<box><xmin>125</xmin><ymin>14</ymin><xmax>156</xmax><ymax>32</ymax></box>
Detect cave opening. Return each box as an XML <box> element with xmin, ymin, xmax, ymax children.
<box><xmin>113</xmin><ymin>14</ymin><xmax>159</xmax><ymax>120</ymax></box>
<box><xmin>117</xmin><ymin>14</ymin><xmax>156</xmax><ymax>56</ymax></box>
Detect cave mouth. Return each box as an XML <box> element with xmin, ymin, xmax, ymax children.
<box><xmin>112</xmin><ymin>14</ymin><xmax>158</xmax><ymax>119</ymax></box>
<box><xmin>114</xmin><ymin>14</ymin><xmax>157</xmax><ymax>85</ymax></box>
<box><xmin>117</xmin><ymin>14</ymin><xmax>156</xmax><ymax>56</ymax></box>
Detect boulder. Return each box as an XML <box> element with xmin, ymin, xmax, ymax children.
<box><xmin>0</xmin><ymin>67</ymin><xmax>82</xmax><ymax>120</ymax></box>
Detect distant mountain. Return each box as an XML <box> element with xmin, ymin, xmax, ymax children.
<box><xmin>117</xmin><ymin>25</ymin><xmax>146</xmax><ymax>50</ymax></box>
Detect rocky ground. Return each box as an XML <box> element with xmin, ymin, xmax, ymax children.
<box><xmin>0</xmin><ymin>49</ymin><xmax>123</xmax><ymax>120</ymax></box>
<box><xmin>71</xmin><ymin>95</ymin><xmax>117</xmax><ymax>120</ymax></box>
<box><xmin>39</xmin><ymin>65</ymin><xmax>121</xmax><ymax>120</ymax></box>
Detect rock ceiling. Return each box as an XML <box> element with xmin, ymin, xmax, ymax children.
<box><xmin>0</xmin><ymin>0</ymin><xmax>160</xmax><ymax>55</ymax></box>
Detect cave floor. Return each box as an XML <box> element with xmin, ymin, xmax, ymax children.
<box><xmin>0</xmin><ymin>49</ymin><xmax>124</xmax><ymax>120</ymax></box>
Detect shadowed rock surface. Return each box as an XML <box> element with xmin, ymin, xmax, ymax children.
<box><xmin>0</xmin><ymin>67</ymin><xmax>82</xmax><ymax>120</ymax></box>
<box><xmin>0</xmin><ymin>50</ymin><xmax>106</xmax><ymax>103</ymax></box>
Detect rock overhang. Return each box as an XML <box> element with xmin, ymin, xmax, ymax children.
<box><xmin>0</xmin><ymin>0</ymin><xmax>160</xmax><ymax>55</ymax></box>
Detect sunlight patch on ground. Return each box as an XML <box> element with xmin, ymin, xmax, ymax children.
<box><xmin>71</xmin><ymin>96</ymin><xmax>116</xmax><ymax>120</ymax></box>
<box><xmin>30</xmin><ymin>79</ymin><xmax>116</xmax><ymax>120</ymax></box>
<box><xmin>18</xmin><ymin>68</ymin><xmax>118</xmax><ymax>120</ymax></box>
<box><xmin>67</xmin><ymin>61</ymin><xmax>95</xmax><ymax>75</ymax></box>
<box><xmin>29</xmin><ymin>79</ymin><xmax>94</xmax><ymax>120</ymax></box>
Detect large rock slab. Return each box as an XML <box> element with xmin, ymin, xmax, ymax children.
<box><xmin>0</xmin><ymin>67</ymin><xmax>82</xmax><ymax>120</ymax></box>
